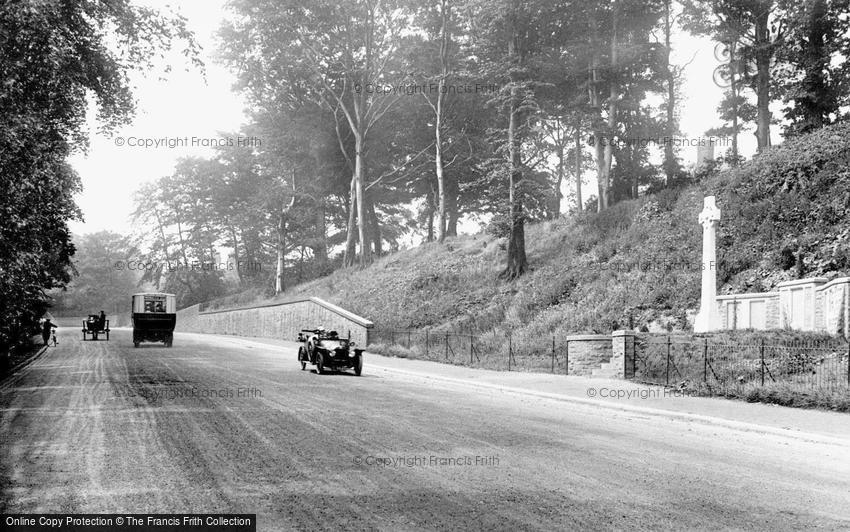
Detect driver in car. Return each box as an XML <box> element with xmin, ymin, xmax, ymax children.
<box><xmin>308</xmin><ymin>326</ymin><xmax>326</xmax><ymax>358</ymax></box>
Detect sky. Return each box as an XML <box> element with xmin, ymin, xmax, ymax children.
<box><xmin>67</xmin><ymin>1</ymin><xmax>765</xmax><ymax>237</ymax></box>
<box><xmin>67</xmin><ymin>0</ymin><xmax>247</xmax><ymax>236</ymax></box>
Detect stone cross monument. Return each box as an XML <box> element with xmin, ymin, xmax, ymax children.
<box><xmin>694</xmin><ymin>196</ymin><xmax>721</xmax><ymax>332</ymax></box>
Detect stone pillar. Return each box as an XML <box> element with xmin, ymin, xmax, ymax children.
<box><xmin>611</xmin><ymin>330</ymin><xmax>635</xmax><ymax>379</ymax></box>
<box><xmin>694</xmin><ymin>196</ymin><xmax>721</xmax><ymax>332</ymax></box>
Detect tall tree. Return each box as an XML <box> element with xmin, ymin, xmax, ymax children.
<box><xmin>657</xmin><ymin>0</ymin><xmax>689</xmax><ymax>185</ymax></box>
<box><xmin>775</xmin><ymin>0</ymin><xmax>850</xmax><ymax>136</ymax></box>
<box><xmin>683</xmin><ymin>0</ymin><xmax>784</xmax><ymax>153</ymax></box>
<box><xmin>466</xmin><ymin>0</ymin><xmax>552</xmax><ymax>278</ymax></box>
<box><xmin>583</xmin><ymin>0</ymin><xmax>665</xmax><ymax>208</ymax></box>
<box><xmin>221</xmin><ymin>0</ymin><xmax>409</xmax><ymax>268</ymax></box>
<box><xmin>0</xmin><ymin>1</ymin><xmax>196</xmax><ymax>349</ymax></box>
<box><xmin>419</xmin><ymin>0</ymin><xmax>454</xmax><ymax>242</ymax></box>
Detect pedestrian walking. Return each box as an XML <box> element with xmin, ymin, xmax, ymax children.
<box><xmin>41</xmin><ymin>319</ymin><xmax>57</xmax><ymax>347</ymax></box>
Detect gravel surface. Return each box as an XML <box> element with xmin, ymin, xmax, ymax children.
<box><xmin>1</xmin><ymin>328</ymin><xmax>849</xmax><ymax>531</ymax></box>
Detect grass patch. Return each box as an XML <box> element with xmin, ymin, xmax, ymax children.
<box><xmin>681</xmin><ymin>381</ymin><xmax>850</xmax><ymax>412</ymax></box>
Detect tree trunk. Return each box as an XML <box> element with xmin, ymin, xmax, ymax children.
<box><xmin>601</xmin><ymin>1</ymin><xmax>619</xmax><ymax>209</ymax></box>
<box><xmin>426</xmin><ymin>188</ymin><xmax>435</xmax><ymax>242</ymax></box>
<box><xmin>799</xmin><ymin>0</ymin><xmax>828</xmax><ymax>132</ymax></box>
<box><xmin>663</xmin><ymin>0</ymin><xmax>676</xmax><ymax>186</ymax></box>
<box><xmin>311</xmin><ymin>204</ymin><xmax>329</xmax><ymax>274</ymax></box>
<box><xmin>367</xmin><ymin>195</ymin><xmax>382</xmax><ymax>256</ymax></box>
<box><xmin>343</xmin><ymin>177</ymin><xmax>357</xmax><ymax>267</ymax></box>
<box><xmin>503</xmin><ymin>82</ymin><xmax>527</xmax><ymax>279</ymax></box>
<box><xmin>275</xmin><ymin>177</ymin><xmax>297</xmax><ymax>294</ymax></box>
<box><xmin>730</xmin><ymin>40</ymin><xmax>739</xmax><ymax>164</ymax></box>
<box><xmin>573</xmin><ymin>121</ymin><xmax>582</xmax><ymax>211</ymax></box>
<box><xmin>445</xmin><ymin>180</ymin><xmax>459</xmax><ymax>237</ymax></box>
<box><xmin>435</xmin><ymin>107</ymin><xmax>447</xmax><ymax>241</ymax></box>
<box><xmin>274</xmin><ymin>215</ymin><xmax>286</xmax><ymax>294</ymax></box>
<box><xmin>435</xmin><ymin>0</ymin><xmax>450</xmax><ymax>242</ymax></box>
<box><xmin>588</xmin><ymin>8</ymin><xmax>607</xmax><ymax>211</ymax></box>
<box><xmin>297</xmin><ymin>246</ymin><xmax>305</xmax><ymax>284</ymax></box>
<box><xmin>502</xmin><ymin>8</ymin><xmax>528</xmax><ymax>280</ymax></box>
<box><xmin>554</xmin><ymin>141</ymin><xmax>564</xmax><ymax>219</ymax></box>
<box><xmin>354</xmin><ymin>135</ymin><xmax>370</xmax><ymax>267</ymax></box>
<box><xmin>754</xmin><ymin>8</ymin><xmax>772</xmax><ymax>152</ymax></box>
<box><xmin>229</xmin><ymin>223</ymin><xmax>242</xmax><ymax>284</ymax></box>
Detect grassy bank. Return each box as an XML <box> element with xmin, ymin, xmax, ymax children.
<box><xmin>207</xmin><ymin>124</ymin><xmax>850</xmax><ymax>340</ymax></box>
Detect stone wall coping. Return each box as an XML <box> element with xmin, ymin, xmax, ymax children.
<box><xmin>716</xmin><ymin>292</ymin><xmax>777</xmax><ymax>300</ymax></box>
<box><xmin>565</xmin><ymin>334</ymin><xmax>611</xmax><ymax>341</ymax></box>
<box><xmin>197</xmin><ymin>296</ymin><xmax>374</xmax><ymax>328</ymax></box>
<box><xmin>776</xmin><ymin>277</ymin><xmax>828</xmax><ymax>289</ymax></box>
<box><xmin>817</xmin><ymin>277</ymin><xmax>850</xmax><ymax>291</ymax></box>
<box><xmin>611</xmin><ymin>329</ymin><xmax>636</xmax><ymax>337</ymax></box>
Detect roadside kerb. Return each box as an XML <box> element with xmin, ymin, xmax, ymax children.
<box><xmin>364</xmin><ymin>362</ymin><xmax>850</xmax><ymax>448</ymax></box>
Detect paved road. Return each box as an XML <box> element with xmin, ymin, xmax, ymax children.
<box><xmin>1</xmin><ymin>329</ymin><xmax>849</xmax><ymax>531</ymax></box>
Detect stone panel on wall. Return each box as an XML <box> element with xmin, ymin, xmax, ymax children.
<box><xmin>565</xmin><ymin>335</ymin><xmax>612</xmax><ymax>376</ymax></box>
<box><xmin>711</xmin><ymin>277</ymin><xmax>849</xmax><ymax>337</ymax></box>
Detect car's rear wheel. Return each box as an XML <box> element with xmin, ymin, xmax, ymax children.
<box><xmin>353</xmin><ymin>354</ymin><xmax>363</xmax><ymax>376</ymax></box>
<box><xmin>315</xmin><ymin>352</ymin><xmax>325</xmax><ymax>374</ymax></box>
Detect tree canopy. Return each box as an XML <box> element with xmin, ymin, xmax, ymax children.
<box><xmin>0</xmin><ymin>0</ymin><xmax>197</xmax><ymax>350</ymax></box>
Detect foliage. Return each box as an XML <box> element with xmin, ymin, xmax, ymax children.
<box><xmin>0</xmin><ymin>1</ymin><xmax>197</xmax><ymax>352</ymax></box>
<box><xmin>49</xmin><ymin>232</ymin><xmax>141</xmax><ymax>316</ymax></box>
<box><xmin>774</xmin><ymin>0</ymin><xmax>850</xmax><ymax>136</ymax></box>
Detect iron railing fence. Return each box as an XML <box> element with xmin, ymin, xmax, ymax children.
<box><xmin>369</xmin><ymin>329</ymin><xmax>850</xmax><ymax>392</ymax></box>
<box><xmin>368</xmin><ymin>329</ymin><xmax>572</xmax><ymax>374</ymax></box>
<box><xmin>633</xmin><ymin>335</ymin><xmax>850</xmax><ymax>392</ymax></box>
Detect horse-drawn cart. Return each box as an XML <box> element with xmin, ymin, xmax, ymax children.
<box><xmin>81</xmin><ymin>314</ymin><xmax>109</xmax><ymax>341</ymax></box>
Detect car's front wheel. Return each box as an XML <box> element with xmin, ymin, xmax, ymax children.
<box><xmin>315</xmin><ymin>352</ymin><xmax>325</xmax><ymax>375</ymax></box>
<box><xmin>353</xmin><ymin>354</ymin><xmax>363</xmax><ymax>376</ymax></box>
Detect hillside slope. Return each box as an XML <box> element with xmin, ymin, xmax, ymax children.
<box><xmin>208</xmin><ymin>122</ymin><xmax>850</xmax><ymax>339</ymax></box>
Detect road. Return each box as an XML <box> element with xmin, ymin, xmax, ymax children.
<box><xmin>1</xmin><ymin>328</ymin><xmax>849</xmax><ymax>531</ymax></box>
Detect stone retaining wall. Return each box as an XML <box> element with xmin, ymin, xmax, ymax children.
<box><xmin>176</xmin><ymin>297</ymin><xmax>374</xmax><ymax>346</ymax></box>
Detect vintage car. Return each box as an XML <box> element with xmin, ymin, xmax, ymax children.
<box><xmin>297</xmin><ymin>328</ymin><xmax>363</xmax><ymax>376</ymax></box>
<box><xmin>81</xmin><ymin>313</ymin><xmax>109</xmax><ymax>341</ymax></box>
<box><xmin>131</xmin><ymin>293</ymin><xmax>176</xmax><ymax>347</ymax></box>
